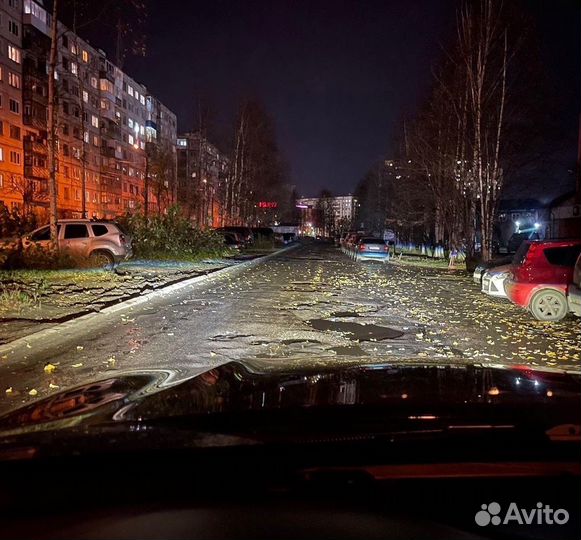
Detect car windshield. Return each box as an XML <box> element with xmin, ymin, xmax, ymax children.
<box><xmin>0</xmin><ymin>1</ymin><xmax>579</xmax><ymax>536</ymax></box>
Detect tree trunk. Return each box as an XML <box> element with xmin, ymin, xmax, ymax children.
<box><xmin>47</xmin><ymin>0</ymin><xmax>59</xmax><ymax>244</ymax></box>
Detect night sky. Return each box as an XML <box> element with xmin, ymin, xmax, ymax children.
<box><xmin>98</xmin><ymin>1</ymin><xmax>579</xmax><ymax>199</ymax></box>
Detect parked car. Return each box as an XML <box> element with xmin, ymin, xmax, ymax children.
<box><xmin>505</xmin><ymin>231</ymin><xmax>540</xmax><ymax>254</ymax></box>
<box><xmin>481</xmin><ymin>263</ymin><xmax>511</xmax><ymax>298</ymax></box>
<box><xmin>339</xmin><ymin>231</ymin><xmax>352</xmax><ymax>249</ymax></box>
<box><xmin>251</xmin><ymin>227</ymin><xmax>274</xmax><ymax>241</ymax></box>
<box><xmin>343</xmin><ymin>233</ymin><xmax>362</xmax><ymax>255</ymax></box>
<box><xmin>353</xmin><ymin>237</ymin><xmax>389</xmax><ymax>262</ymax></box>
<box><xmin>567</xmin><ymin>253</ymin><xmax>581</xmax><ymax>317</ymax></box>
<box><xmin>217</xmin><ymin>231</ymin><xmax>243</xmax><ymax>250</ymax></box>
<box><xmin>216</xmin><ymin>226</ymin><xmax>253</xmax><ymax>245</ymax></box>
<box><xmin>22</xmin><ymin>219</ymin><xmax>132</xmax><ymax>266</ymax></box>
<box><xmin>504</xmin><ymin>239</ymin><xmax>581</xmax><ymax>321</ymax></box>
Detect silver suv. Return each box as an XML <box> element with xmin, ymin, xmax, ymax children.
<box><xmin>23</xmin><ymin>220</ymin><xmax>133</xmax><ymax>266</ymax></box>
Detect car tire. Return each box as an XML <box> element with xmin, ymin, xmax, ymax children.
<box><xmin>529</xmin><ymin>289</ymin><xmax>568</xmax><ymax>321</ymax></box>
<box><xmin>90</xmin><ymin>249</ymin><xmax>115</xmax><ymax>269</ymax></box>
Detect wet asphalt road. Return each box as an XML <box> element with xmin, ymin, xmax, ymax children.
<box><xmin>1</xmin><ymin>241</ymin><xmax>579</xmax><ymax>414</ymax></box>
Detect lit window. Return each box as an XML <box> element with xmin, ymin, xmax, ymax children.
<box><xmin>90</xmin><ymin>76</ymin><xmax>98</xmax><ymax>88</ymax></box>
<box><xmin>82</xmin><ymin>50</ymin><xmax>89</xmax><ymax>62</ymax></box>
<box><xmin>91</xmin><ymin>115</ymin><xmax>99</xmax><ymax>128</ymax></box>
<box><xmin>0</xmin><ymin>148</ymin><xmax>3</xmax><ymax>161</ymax></box>
<box><xmin>93</xmin><ymin>135</ymin><xmax>99</xmax><ymax>146</ymax></box>
<box><xmin>128</xmin><ymin>118</ymin><xmax>133</xmax><ymax>128</ymax></box>
<box><xmin>70</xmin><ymin>62</ymin><xmax>78</xmax><ymax>75</ymax></box>
<box><xmin>8</xmin><ymin>72</ymin><xmax>20</xmax><ymax>88</ymax></box>
<box><xmin>82</xmin><ymin>90</ymin><xmax>88</xmax><ymax>102</ymax></box>
<box><xmin>128</xmin><ymin>85</ymin><xmax>134</xmax><ymax>97</ymax></box>
<box><xmin>140</xmin><ymin>95</ymin><xmax>145</xmax><ymax>105</ymax></box>
<box><xmin>84</xmin><ymin>130</ymin><xmax>89</xmax><ymax>143</ymax></box>
<box><xmin>140</xmin><ymin>141</ymin><xmax>145</xmax><ymax>149</ymax></box>
<box><xmin>8</xmin><ymin>45</ymin><xmax>21</xmax><ymax>64</ymax></box>
<box><xmin>128</xmin><ymin>134</ymin><xmax>134</xmax><ymax>145</ymax></box>
<box><xmin>135</xmin><ymin>90</ymin><xmax>139</xmax><ymax>101</ymax></box>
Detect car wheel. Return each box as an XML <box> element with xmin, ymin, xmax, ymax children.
<box><xmin>529</xmin><ymin>289</ymin><xmax>568</xmax><ymax>321</ymax></box>
<box><xmin>90</xmin><ymin>249</ymin><xmax>115</xmax><ymax>269</ymax></box>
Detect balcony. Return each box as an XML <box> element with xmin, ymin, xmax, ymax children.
<box><xmin>24</xmin><ymin>165</ymin><xmax>49</xmax><ymax>181</ymax></box>
<box><xmin>99</xmin><ymin>69</ymin><xmax>115</xmax><ymax>83</ymax></box>
<box><xmin>100</xmin><ymin>123</ymin><xmax>122</xmax><ymax>142</ymax></box>
<box><xmin>100</xmin><ymin>146</ymin><xmax>116</xmax><ymax>158</ymax></box>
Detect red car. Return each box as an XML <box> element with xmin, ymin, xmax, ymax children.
<box><xmin>504</xmin><ymin>239</ymin><xmax>581</xmax><ymax>321</ymax></box>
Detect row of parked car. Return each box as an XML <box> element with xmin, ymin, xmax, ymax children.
<box><xmin>1</xmin><ymin>222</ymin><xmax>297</xmax><ymax>268</ymax></box>
<box><xmin>474</xmin><ymin>238</ymin><xmax>581</xmax><ymax>321</ymax></box>
<box><xmin>339</xmin><ymin>232</ymin><xmax>390</xmax><ymax>262</ymax></box>
<box><xmin>214</xmin><ymin>226</ymin><xmax>297</xmax><ymax>250</ymax></box>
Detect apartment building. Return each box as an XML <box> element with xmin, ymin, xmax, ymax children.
<box><xmin>0</xmin><ymin>0</ymin><xmax>177</xmax><ymax>221</ymax></box>
<box><xmin>0</xmin><ymin>0</ymin><xmax>25</xmax><ymax>213</ymax></box>
<box><xmin>177</xmin><ymin>132</ymin><xmax>228</xmax><ymax>227</ymax></box>
<box><xmin>296</xmin><ymin>194</ymin><xmax>357</xmax><ymax>235</ymax></box>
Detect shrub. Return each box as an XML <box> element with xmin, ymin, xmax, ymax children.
<box><xmin>0</xmin><ymin>204</ymin><xmax>39</xmax><ymax>237</ymax></box>
<box><xmin>118</xmin><ymin>206</ymin><xmax>229</xmax><ymax>260</ymax></box>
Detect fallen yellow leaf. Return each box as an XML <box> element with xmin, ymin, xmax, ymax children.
<box><xmin>44</xmin><ymin>362</ymin><xmax>57</xmax><ymax>374</ymax></box>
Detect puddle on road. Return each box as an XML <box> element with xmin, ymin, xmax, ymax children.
<box><xmin>307</xmin><ymin>319</ymin><xmax>404</xmax><ymax>341</ymax></box>
<box><xmin>331</xmin><ymin>311</ymin><xmax>360</xmax><ymax>318</ymax></box>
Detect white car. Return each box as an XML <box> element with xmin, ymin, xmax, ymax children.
<box><xmin>481</xmin><ymin>264</ymin><xmax>511</xmax><ymax>298</ymax></box>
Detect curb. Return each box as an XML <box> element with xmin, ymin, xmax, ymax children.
<box><xmin>0</xmin><ymin>243</ymin><xmax>300</xmax><ymax>356</ymax></box>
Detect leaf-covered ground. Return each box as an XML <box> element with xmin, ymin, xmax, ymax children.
<box><xmin>0</xmin><ymin>241</ymin><xmax>578</xmax><ymax>414</ymax></box>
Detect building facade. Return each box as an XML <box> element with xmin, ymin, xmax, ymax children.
<box><xmin>0</xmin><ymin>0</ymin><xmax>26</xmax><ymax>213</ymax></box>
<box><xmin>296</xmin><ymin>195</ymin><xmax>356</xmax><ymax>236</ymax></box>
<box><xmin>0</xmin><ymin>0</ymin><xmax>177</xmax><ymax>222</ymax></box>
<box><xmin>177</xmin><ymin>132</ymin><xmax>228</xmax><ymax>228</ymax></box>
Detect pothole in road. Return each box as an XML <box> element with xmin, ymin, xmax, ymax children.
<box><xmin>281</xmin><ymin>338</ymin><xmax>322</xmax><ymax>345</ymax></box>
<box><xmin>210</xmin><ymin>334</ymin><xmax>253</xmax><ymax>341</ymax></box>
<box><xmin>328</xmin><ymin>345</ymin><xmax>367</xmax><ymax>356</ymax></box>
<box><xmin>307</xmin><ymin>319</ymin><xmax>404</xmax><ymax>341</ymax></box>
<box><xmin>330</xmin><ymin>311</ymin><xmax>360</xmax><ymax>318</ymax></box>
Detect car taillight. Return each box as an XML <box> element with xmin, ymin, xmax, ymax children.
<box><xmin>120</xmin><ymin>234</ymin><xmax>126</xmax><ymax>244</ymax></box>
<box><xmin>359</xmin><ymin>244</ymin><xmax>365</xmax><ymax>251</ymax></box>
<box><xmin>383</xmin><ymin>245</ymin><xmax>388</xmax><ymax>251</ymax></box>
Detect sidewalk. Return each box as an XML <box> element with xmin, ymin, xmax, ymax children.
<box><xmin>0</xmin><ymin>254</ymin><xmax>263</xmax><ymax>345</ymax></box>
